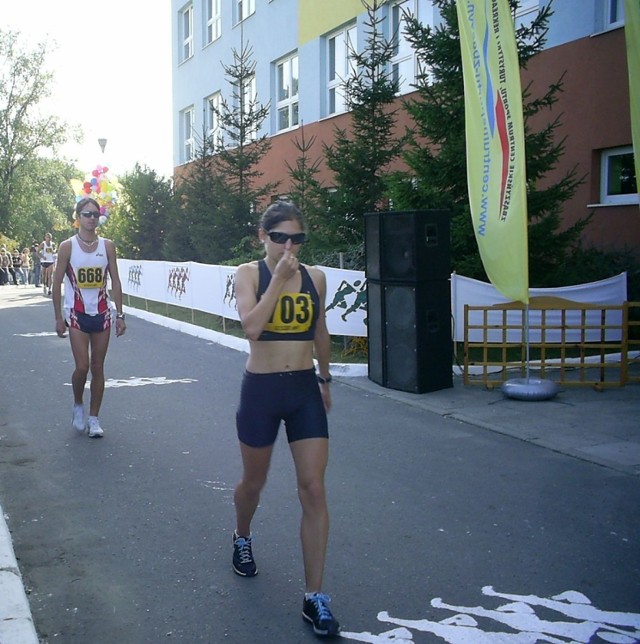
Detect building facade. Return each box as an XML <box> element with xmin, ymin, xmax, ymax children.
<box><xmin>171</xmin><ymin>0</ymin><xmax>638</xmax><ymax>255</ymax></box>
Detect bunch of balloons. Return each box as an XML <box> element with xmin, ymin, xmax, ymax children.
<box><xmin>70</xmin><ymin>164</ymin><xmax>120</xmax><ymax>226</ymax></box>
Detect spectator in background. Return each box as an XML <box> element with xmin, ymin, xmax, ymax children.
<box><xmin>31</xmin><ymin>241</ymin><xmax>41</xmax><ymax>287</ymax></box>
<box><xmin>11</xmin><ymin>250</ymin><xmax>22</xmax><ymax>285</ymax></box>
<box><xmin>20</xmin><ymin>248</ymin><xmax>31</xmax><ymax>286</ymax></box>
<box><xmin>0</xmin><ymin>248</ymin><xmax>10</xmax><ymax>285</ymax></box>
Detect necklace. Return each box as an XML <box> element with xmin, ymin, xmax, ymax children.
<box><xmin>77</xmin><ymin>234</ymin><xmax>98</xmax><ymax>246</ymax></box>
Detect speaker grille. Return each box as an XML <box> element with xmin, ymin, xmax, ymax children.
<box><xmin>366</xmin><ymin>280</ymin><xmax>453</xmax><ymax>393</ymax></box>
<box><xmin>364</xmin><ymin>210</ymin><xmax>451</xmax><ymax>283</ymax></box>
<box><xmin>383</xmin><ymin>214</ymin><xmax>416</xmax><ymax>281</ymax></box>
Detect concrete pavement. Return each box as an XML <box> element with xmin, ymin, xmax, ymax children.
<box><xmin>1</xmin><ymin>284</ymin><xmax>639</xmax><ymax>642</ymax></box>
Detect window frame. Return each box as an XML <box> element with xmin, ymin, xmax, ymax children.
<box><xmin>180</xmin><ymin>4</ymin><xmax>194</xmax><ymax>63</ymax></box>
<box><xmin>235</xmin><ymin>0</ymin><xmax>255</xmax><ymax>24</ymax></box>
<box><xmin>600</xmin><ymin>146</ymin><xmax>637</xmax><ymax>205</ymax></box>
<box><xmin>327</xmin><ymin>23</ymin><xmax>358</xmax><ymax>116</ymax></box>
<box><xmin>390</xmin><ymin>0</ymin><xmax>417</xmax><ymax>95</ymax></box>
<box><xmin>205</xmin><ymin>0</ymin><xmax>222</xmax><ymax>44</ymax></box>
<box><xmin>205</xmin><ymin>92</ymin><xmax>223</xmax><ymax>148</ymax></box>
<box><xmin>605</xmin><ymin>0</ymin><xmax>624</xmax><ymax>29</ymax></box>
<box><xmin>275</xmin><ymin>52</ymin><xmax>299</xmax><ymax>133</ymax></box>
<box><xmin>241</xmin><ymin>74</ymin><xmax>257</xmax><ymax>141</ymax></box>
<box><xmin>181</xmin><ymin>107</ymin><xmax>195</xmax><ymax>163</ymax></box>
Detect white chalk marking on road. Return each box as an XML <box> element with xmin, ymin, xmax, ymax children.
<box><xmin>340</xmin><ymin>587</ymin><xmax>640</xmax><ymax>643</ymax></box>
<box><xmin>64</xmin><ymin>376</ymin><xmax>198</xmax><ymax>389</ymax></box>
<box><xmin>199</xmin><ymin>480</ymin><xmax>234</xmax><ymax>492</ymax></box>
<box><xmin>14</xmin><ymin>331</ymin><xmax>59</xmax><ymax>337</ymax></box>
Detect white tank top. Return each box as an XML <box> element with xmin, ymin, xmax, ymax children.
<box><xmin>41</xmin><ymin>241</ymin><xmax>55</xmax><ymax>263</ymax></box>
<box><xmin>63</xmin><ymin>236</ymin><xmax>110</xmax><ymax>316</ymax></box>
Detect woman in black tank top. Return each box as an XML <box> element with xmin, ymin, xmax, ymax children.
<box><xmin>231</xmin><ymin>201</ymin><xmax>340</xmax><ymax>637</ymax></box>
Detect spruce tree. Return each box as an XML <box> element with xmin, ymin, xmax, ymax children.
<box><xmin>173</xmin><ymin>126</ymin><xmax>226</xmax><ymax>263</ymax></box>
<box><xmin>210</xmin><ymin>43</ymin><xmax>279</xmax><ymax>262</ymax></box>
<box><xmin>285</xmin><ymin>127</ymin><xmax>334</xmax><ymax>264</ymax></box>
<box><xmin>323</xmin><ymin>0</ymin><xmax>408</xmax><ymax>264</ymax></box>
<box><xmin>390</xmin><ymin>0</ymin><xmax>587</xmax><ymax>287</ymax></box>
<box><xmin>107</xmin><ymin>164</ymin><xmax>176</xmax><ymax>260</ymax></box>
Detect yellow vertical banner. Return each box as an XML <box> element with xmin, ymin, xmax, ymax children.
<box><xmin>624</xmin><ymin>0</ymin><xmax>640</xmax><ymax>197</ymax></box>
<box><xmin>456</xmin><ymin>0</ymin><xmax>529</xmax><ymax>303</ymax></box>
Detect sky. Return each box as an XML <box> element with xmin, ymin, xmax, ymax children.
<box><xmin>2</xmin><ymin>1</ymin><xmax>174</xmax><ymax>179</ymax></box>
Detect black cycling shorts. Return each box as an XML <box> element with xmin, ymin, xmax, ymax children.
<box><xmin>68</xmin><ymin>309</ymin><xmax>111</xmax><ymax>334</ymax></box>
<box><xmin>236</xmin><ymin>369</ymin><xmax>328</xmax><ymax>448</ymax></box>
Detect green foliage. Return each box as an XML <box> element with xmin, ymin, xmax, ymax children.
<box><xmin>323</xmin><ymin>0</ymin><xmax>407</xmax><ymax>259</ymax></box>
<box><xmin>102</xmin><ymin>164</ymin><xmax>175</xmax><ymax>260</ymax></box>
<box><xmin>284</xmin><ymin>127</ymin><xmax>337</xmax><ymax>265</ymax></box>
<box><xmin>8</xmin><ymin>156</ymin><xmax>77</xmax><ymax>247</ymax></box>
<box><xmin>212</xmin><ymin>43</ymin><xmax>279</xmax><ymax>246</ymax></box>
<box><xmin>175</xmin><ymin>42</ymin><xmax>278</xmax><ymax>265</ymax></box>
<box><xmin>0</xmin><ymin>29</ymin><xmax>73</xmax><ymax>235</ymax></box>
<box><xmin>171</xmin><ymin>132</ymin><xmax>227</xmax><ymax>263</ymax></box>
<box><xmin>388</xmin><ymin>0</ymin><xmax>596</xmax><ymax>287</ymax></box>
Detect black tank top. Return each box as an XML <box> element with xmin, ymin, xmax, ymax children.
<box><xmin>256</xmin><ymin>260</ymin><xmax>320</xmax><ymax>341</ymax></box>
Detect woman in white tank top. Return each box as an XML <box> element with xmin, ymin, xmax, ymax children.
<box><xmin>39</xmin><ymin>232</ymin><xmax>56</xmax><ymax>295</ymax></box>
<box><xmin>51</xmin><ymin>198</ymin><xmax>127</xmax><ymax>438</ymax></box>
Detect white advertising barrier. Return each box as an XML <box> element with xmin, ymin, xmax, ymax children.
<box><xmin>451</xmin><ymin>272</ymin><xmax>628</xmax><ymax>343</ymax></box>
<box><xmin>118</xmin><ymin>259</ymin><xmax>627</xmax><ymax>342</ymax></box>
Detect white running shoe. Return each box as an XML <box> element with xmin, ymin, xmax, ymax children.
<box><xmin>72</xmin><ymin>404</ymin><xmax>85</xmax><ymax>432</ymax></box>
<box><xmin>87</xmin><ymin>416</ymin><xmax>104</xmax><ymax>438</ymax></box>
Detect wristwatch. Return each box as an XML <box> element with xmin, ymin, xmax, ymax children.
<box><xmin>317</xmin><ymin>373</ymin><xmax>332</xmax><ymax>384</ymax></box>
<box><xmin>116</xmin><ymin>313</ymin><xmax>126</xmax><ymax>321</ymax></box>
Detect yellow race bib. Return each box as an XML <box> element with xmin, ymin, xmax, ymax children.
<box><xmin>264</xmin><ymin>292</ymin><xmax>314</xmax><ymax>334</ymax></box>
<box><xmin>75</xmin><ymin>266</ymin><xmax>106</xmax><ymax>289</ymax></box>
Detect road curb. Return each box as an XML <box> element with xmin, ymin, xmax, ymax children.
<box><xmin>0</xmin><ymin>506</ymin><xmax>39</xmax><ymax>644</ymax></box>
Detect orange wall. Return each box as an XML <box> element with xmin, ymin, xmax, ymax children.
<box><xmin>521</xmin><ymin>28</ymin><xmax>638</xmax><ymax>254</ymax></box>
<box><xmin>177</xmin><ymin>27</ymin><xmax>638</xmax><ymax>257</ymax></box>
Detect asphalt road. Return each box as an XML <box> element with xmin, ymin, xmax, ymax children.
<box><xmin>1</xmin><ymin>290</ymin><xmax>639</xmax><ymax>643</ymax></box>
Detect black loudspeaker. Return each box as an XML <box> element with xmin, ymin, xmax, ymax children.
<box><xmin>365</xmin><ymin>210</ymin><xmax>451</xmax><ymax>283</ymax></box>
<box><xmin>367</xmin><ymin>280</ymin><xmax>453</xmax><ymax>393</ymax></box>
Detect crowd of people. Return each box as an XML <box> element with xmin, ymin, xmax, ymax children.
<box><xmin>0</xmin><ymin>237</ymin><xmax>56</xmax><ymax>291</ymax></box>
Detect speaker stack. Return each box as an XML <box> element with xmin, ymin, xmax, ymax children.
<box><xmin>365</xmin><ymin>210</ymin><xmax>453</xmax><ymax>394</ymax></box>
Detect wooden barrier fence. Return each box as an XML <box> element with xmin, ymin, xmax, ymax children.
<box><xmin>463</xmin><ymin>297</ymin><xmax>640</xmax><ymax>389</ymax></box>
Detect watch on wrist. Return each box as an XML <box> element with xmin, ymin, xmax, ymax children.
<box><xmin>116</xmin><ymin>313</ymin><xmax>126</xmax><ymax>321</ymax></box>
<box><xmin>317</xmin><ymin>373</ymin><xmax>332</xmax><ymax>384</ymax></box>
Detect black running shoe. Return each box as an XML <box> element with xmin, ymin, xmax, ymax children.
<box><xmin>232</xmin><ymin>531</ymin><xmax>257</xmax><ymax>577</ymax></box>
<box><xmin>302</xmin><ymin>592</ymin><xmax>340</xmax><ymax>638</ymax></box>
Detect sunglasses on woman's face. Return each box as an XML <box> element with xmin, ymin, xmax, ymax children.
<box><xmin>265</xmin><ymin>230</ymin><xmax>307</xmax><ymax>245</ymax></box>
<box><xmin>80</xmin><ymin>211</ymin><xmax>101</xmax><ymax>219</ymax></box>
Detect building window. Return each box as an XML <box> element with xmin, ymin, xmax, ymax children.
<box><xmin>180</xmin><ymin>4</ymin><xmax>194</xmax><ymax>62</ymax></box>
<box><xmin>605</xmin><ymin>0</ymin><xmax>624</xmax><ymax>28</ymax></box>
<box><xmin>276</xmin><ymin>53</ymin><xmax>299</xmax><ymax>132</ymax></box>
<box><xmin>327</xmin><ymin>24</ymin><xmax>358</xmax><ymax>116</ymax></box>
<box><xmin>205</xmin><ymin>92</ymin><xmax>222</xmax><ymax>147</ymax></box>
<box><xmin>240</xmin><ymin>75</ymin><xmax>257</xmax><ymax>140</ymax></box>
<box><xmin>600</xmin><ymin>146</ymin><xmax>637</xmax><ymax>205</ymax></box>
<box><xmin>235</xmin><ymin>0</ymin><xmax>255</xmax><ymax>24</ymax></box>
<box><xmin>205</xmin><ymin>0</ymin><xmax>221</xmax><ymax>44</ymax></box>
<box><xmin>390</xmin><ymin>0</ymin><xmax>416</xmax><ymax>94</ymax></box>
<box><xmin>514</xmin><ymin>0</ymin><xmax>538</xmax><ymax>30</ymax></box>
<box><xmin>181</xmin><ymin>107</ymin><xmax>195</xmax><ymax>163</ymax></box>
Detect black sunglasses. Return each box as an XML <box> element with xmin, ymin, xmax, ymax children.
<box><xmin>265</xmin><ymin>230</ymin><xmax>307</xmax><ymax>245</ymax></box>
<box><xmin>80</xmin><ymin>211</ymin><xmax>101</xmax><ymax>219</ymax></box>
